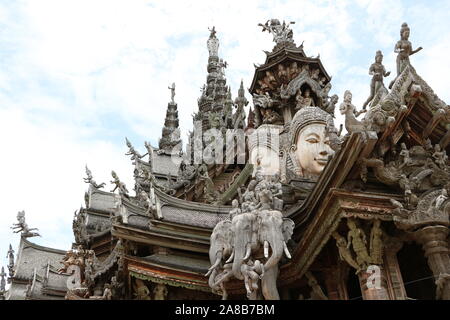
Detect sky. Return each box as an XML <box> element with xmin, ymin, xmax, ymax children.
<box><xmin>1</xmin><ymin>0</ymin><xmax>450</xmax><ymax>271</ymax></box>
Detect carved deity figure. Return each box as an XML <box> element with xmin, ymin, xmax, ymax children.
<box><xmin>362</xmin><ymin>50</ymin><xmax>391</xmax><ymax>109</ymax></box>
<box><xmin>84</xmin><ymin>165</ymin><xmax>106</xmax><ymax>189</ymax></box>
<box><xmin>229</xmin><ymin>199</ymin><xmax>241</xmax><ymax>219</ymax></box>
<box><xmin>346</xmin><ymin>219</ymin><xmax>371</xmax><ymax>270</ymax></box>
<box><xmin>290</xmin><ymin>106</ymin><xmax>335</xmax><ymax>179</ymax></box>
<box><xmin>332</xmin><ymin>232</ymin><xmax>360</xmax><ymax>271</ymax></box>
<box><xmin>102</xmin><ymin>283</ymin><xmax>112</xmax><ymax>300</ymax></box>
<box><xmin>399</xmin><ymin>143</ymin><xmax>411</xmax><ymax>168</ymax></box>
<box><xmin>339</xmin><ymin>90</ymin><xmax>366</xmax><ymax>133</ymax></box>
<box><xmin>153</xmin><ymin>284</ymin><xmax>168</xmax><ymax>300</ymax></box>
<box><xmin>11</xmin><ymin>211</ymin><xmax>40</xmax><ymax>238</ymax></box>
<box><xmin>110</xmin><ymin>171</ymin><xmax>129</xmax><ymax>198</ymax></box>
<box><xmin>369</xmin><ymin>220</ymin><xmax>384</xmax><ymax>265</ymax></box>
<box><xmin>395</xmin><ymin>23</ymin><xmax>422</xmax><ymax>76</ymax></box>
<box><xmin>7</xmin><ymin>244</ymin><xmax>15</xmax><ymax>273</ymax></box>
<box><xmin>241</xmin><ymin>259</ymin><xmax>264</xmax><ymax>298</ymax></box>
<box><xmin>432</xmin><ymin>144</ymin><xmax>448</xmax><ymax>169</ymax></box>
<box><xmin>133</xmin><ymin>279</ymin><xmax>151</xmax><ymax>300</ymax></box>
<box><xmin>125</xmin><ymin>138</ymin><xmax>144</xmax><ymax>162</ymax></box>
<box><xmin>168</xmin><ymin>82</ymin><xmax>176</xmax><ymax>104</ymax></box>
<box><xmin>258</xmin><ymin>19</ymin><xmax>295</xmax><ymax>47</ymax></box>
<box><xmin>302</xmin><ymin>89</ymin><xmax>314</xmax><ymax>107</ymax></box>
<box><xmin>0</xmin><ymin>267</ymin><xmax>6</xmax><ymax>292</ymax></box>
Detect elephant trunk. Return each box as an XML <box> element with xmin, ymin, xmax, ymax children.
<box><xmin>263</xmin><ymin>239</ymin><xmax>283</xmax><ymax>271</ymax></box>
<box><xmin>206</xmin><ymin>250</ymin><xmax>223</xmax><ymax>277</ymax></box>
<box><xmin>232</xmin><ymin>245</ymin><xmax>246</xmax><ymax>280</ymax></box>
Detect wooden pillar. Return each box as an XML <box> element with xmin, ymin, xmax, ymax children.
<box><xmin>324</xmin><ymin>263</ymin><xmax>348</xmax><ymax>300</ymax></box>
<box><xmin>384</xmin><ymin>238</ymin><xmax>407</xmax><ymax>300</ymax></box>
<box><xmin>414</xmin><ymin>225</ymin><xmax>450</xmax><ymax>300</ymax></box>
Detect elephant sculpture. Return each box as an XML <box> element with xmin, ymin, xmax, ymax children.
<box><xmin>207</xmin><ymin>178</ymin><xmax>295</xmax><ymax>300</ymax></box>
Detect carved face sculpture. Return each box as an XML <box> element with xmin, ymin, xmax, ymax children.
<box><xmin>249</xmin><ymin>146</ymin><xmax>280</xmax><ymax>177</ymax></box>
<box><xmin>295</xmin><ymin>123</ymin><xmax>334</xmax><ymax>177</ymax></box>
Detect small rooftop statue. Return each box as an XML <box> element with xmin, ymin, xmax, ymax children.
<box><xmin>6</xmin><ymin>244</ymin><xmax>14</xmax><ymax>278</ymax></box>
<box><xmin>84</xmin><ymin>165</ymin><xmax>106</xmax><ymax>189</ymax></box>
<box><xmin>11</xmin><ymin>210</ymin><xmax>40</xmax><ymax>238</ymax></box>
<box><xmin>0</xmin><ymin>266</ymin><xmax>6</xmax><ymax>294</ymax></box>
<box><xmin>125</xmin><ymin>138</ymin><xmax>145</xmax><ymax>162</ymax></box>
<box><xmin>168</xmin><ymin>83</ymin><xmax>176</xmax><ymax>104</ymax></box>
<box><xmin>110</xmin><ymin>171</ymin><xmax>129</xmax><ymax>198</ymax></box>
<box><xmin>258</xmin><ymin>19</ymin><xmax>296</xmax><ymax>50</ymax></box>
<box><xmin>362</xmin><ymin>50</ymin><xmax>390</xmax><ymax>110</ymax></box>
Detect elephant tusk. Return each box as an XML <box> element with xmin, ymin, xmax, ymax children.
<box><xmin>243</xmin><ymin>243</ymin><xmax>252</xmax><ymax>261</ymax></box>
<box><xmin>225</xmin><ymin>251</ymin><xmax>234</xmax><ymax>264</ymax></box>
<box><xmin>264</xmin><ymin>241</ymin><xmax>269</xmax><ymax>258</ymax></box>
<box><xmin>283</xmin><ymin>241</ymin><xmax>292</xmax><ymax>259</ymax></box>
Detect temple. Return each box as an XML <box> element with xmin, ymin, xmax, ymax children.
<box><xmin>2</xmin><ymin>20</ymin><xmax>449</xmax><ymax>301</ymax></box>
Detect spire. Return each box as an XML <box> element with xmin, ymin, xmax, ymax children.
<box><xmin>196</xmin><ymin>27</ymin><xmax>230</xmax><ymax>131</ymax></box>
<box><xmin>159</xmin><ymin>83</ymin><xmax>182</xmax><ymax>154</ymax></box>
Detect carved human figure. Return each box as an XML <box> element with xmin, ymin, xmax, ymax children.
<box><xmin>110</xmin><ymin>171</ymin><xmax>129</xmax><ymax>198</ymax></box>
<box><xmin>432</xmin><ymin>144</ymin><xmax>448</xmax><ymax>169</ymax></box>
<box><xmin>7</xmin><ymin>244</ymin><xmax>14</xmax><ymax>272</ymax></box>
<box><xmin>84</xmin><ymin>166</ymin><xmax>106</xmax><ymax>189</ymax></box>
<box><xmin>324</xmin><ymin>94</ymin><xmax>339</xmax><ymax>115</ymax></box>
<box><xmin>0</xmin><ymin>267</ymin><xmax>6</xmax><ymax>293</ymax></box>
<box><xmin>102</xmin><ymin>283</ymin><xmax>112</xmax><ymax>300</ymax></box>
<box><xmin>399</xmin><ymin>143</ymin><xmax>411</xmax><ymax>168</ymax></box>
<box><xmin>153</xmin><ymin>284</ymin><xmax>168</xmax><ymax>300</ymax></box>
<box><xmin>369</xmin><ymin>219</ymin><xmax>384</xmax><ymax>265</ymax></box>
<box><xmin>125</xmin><ymin>138</ymin><xmax>144</xmax><ymax>161</ymax></box>
<box><xmin>241</xmin><ymin>259</ymin><xmax>264</xmax><ymax>298</ymax></box>
<box><xmin>394</xmin><ymin>23</ymin><xmax>422</xmax><ymax>75</ymax></box>
<box><xmin>339</xmin><ymin>90</ymin><xmax>366</xmax><ymax>133</ymax></box>
<box><xmin>346</xmin><ymin>219</ymin><xmax>371</xmax><ymax>270</ymax></box>
<box><xmin>362</xmin><ymin>51</ymin><xmax>391</xmax><ymax>109</ymax></box>
<box><xmin>332</xmin><ymin>232</ymin><xmax>360</xmax><ymax>271</ymax></box>
<box><xmin>290</xmin><ymin>107</ymin><xmax>335</xmax><ymax>179</ymax></box>
<box><xmin>302</xmin><ymin>89</ymin><xmax>314</xmax><ymax>107</ymax></box>
<box><xmin>295</xmin><ymin>89</ymin><xmax>305</xmax><ymax>110</ymax></box>
<box><xmin>168</xmin><ymin>83</ymin><xmax>176</xmax><ymax>103</ymax></box>
<box><xmin>229</xmin><ymin>199</ymin><xmax>241</xmax><ymax>219</ymax></box>
<box><xmin>133</xmin><ymin>279</ymin><xmax>151</xmax><ymax>300</ymax></box>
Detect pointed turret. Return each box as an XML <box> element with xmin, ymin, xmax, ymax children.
<box><xmin>196</xmin><ymin>27</ymin><xmax>231</xmax><ymax>131</ymax></box>
<box><xmin>159</xmin><ymin>83</ymin><xmax>182</xmax><ymax>155</ymax></box>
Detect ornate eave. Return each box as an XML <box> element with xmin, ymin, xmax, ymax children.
<box><xmin>249</xmin><ymin>51</ymin><xmax>331</xmax><ymax>95</ymax></box>
<box><xmin>279</xmin><ymin>189</ymin><xmax>397</xmax><ymax>286</ymax></box>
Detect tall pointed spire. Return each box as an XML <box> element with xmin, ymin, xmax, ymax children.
<box><xmin>159</xmin><ymin>83</ymin><xmax>182</xmax><ymax>155</ymax></box>
<box><xmin>195</xmin><ymin>27</ymin><xmax>230</xmax><ymax>131</ymax></box>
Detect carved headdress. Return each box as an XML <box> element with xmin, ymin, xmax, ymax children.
<box><xmin>290</xmin><ymin>106</ymin><xmax>333</xmax><ymax>145</ymax></box>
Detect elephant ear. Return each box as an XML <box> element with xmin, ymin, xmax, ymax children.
<box><xmin>282</xmin><ymin>218</ymin><xmax>295</xmax><ymax>242</ymax></box>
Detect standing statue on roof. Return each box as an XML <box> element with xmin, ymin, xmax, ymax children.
<box><xmin>84</xmin><ymin>165</ymin><xmax>106</xmax><ymax>189</ymax></box>
<box><xmin>11</xmin><ymin>211</ymin><xmax>40</xmax><ymax>238</ymax></box>
<box><xmin>110</xmin><ymin>171</ymin><xmax>129</xmax><ymax>198</ymax></box>
<box><xmin>258</xmin><ymin>19</ymin><xmax>295</xmax><ymax>47</ymax></box>
<box><xmin>362</xmin><ymin>50</ymin><xmax>391</xmax><ymax>110</ymax></box>
<box><xmin>125</xmin><ymin>138</ymin><xmax>145</xmax><ymax>162</ymax></box>
<box><xmin>395</xmin><ymin>23</ymin><xmax>422</xmax><ymax>75</ymax></box>
<box><xmin>6</xmin><ymin>244</ymin><xmax>14</xmax><ymax>277</ymax></box>
<box><xmin>168</xmin><ymin>83</ymin><xmax>176</xmax><ymax>104</ymax></box>
<box><xmin>0</xmin><ymin>266</ymin><xmax>6</xmax><ymax>293</ymax></box>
